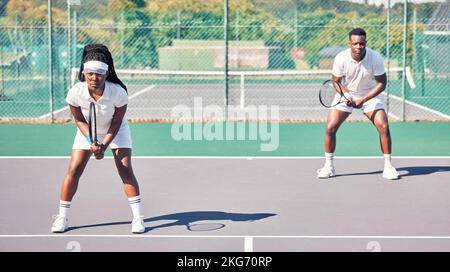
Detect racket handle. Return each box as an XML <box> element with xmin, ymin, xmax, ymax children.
<box><xmin>86</xmin><ymin>135</ymin><xmax>93</xmax><ymax>145</ymax></box>
<box><xmin>94</xmin><ymin>143</ymin><xmax>105</xmax><ymax>160</ymax></box>
<box><xmin>94</xmin><ymin>152</ymin><xmax>105</xmax><ymax>160</ymax></box>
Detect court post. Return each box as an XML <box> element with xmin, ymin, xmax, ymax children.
<box><xmin>14</xmin><ymin>14</ymin><xmax>20</xmax><ymax>96</ymax></box>
<box><xmin>401</xmin><ymin>0</ymin><xmax>408</xmax><ymax>121</ymax></box>
<box><xmin>0</xmin><ymin>46</ymin><xmax>4</xmax><ymax>97</ymax></box>
<box><xmin>224</xmin><ymin>0</ymin><xmax>229</xmax><ymax>118</ymax></box>
<box><xmin>48</xmin><ymin>0</ymin><xmax>54</xmax><ymax>123</ymax></box>
<box><xmin>386</xmin><ymin>0</ymin><xmax>391</xmax><ymax>115</ymax></box>
<box><xmin>67</xmin><ymin>0</ymin><xmax>71</xmax><ymax>84</ymax></box>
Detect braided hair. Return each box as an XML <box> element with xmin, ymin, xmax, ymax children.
<box><xmin>78</xmin><ymin>44</ymin><xmax>127</xmax><ymax>92</ymax></box>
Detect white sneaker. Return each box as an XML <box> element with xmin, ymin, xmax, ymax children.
<box><xmin>383</xmin><ymin>165</ymin><xmax>400</xmax><ymax>180</ymax></box>
<box><xmin>51</xmin><ymin>215</ymin><xmax>68</xmax><ymax>233</ymax></box>
<box><xmin>317</xmin><ymin>165</ymin><xmax>335</xmax><ymax>179</ymax></box>
<box><xmin>131</xmin><ymin>216</ymin><xmax>145</xmax><ymax>234</ymax></box>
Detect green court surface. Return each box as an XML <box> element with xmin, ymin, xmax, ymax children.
<box><xmin>1</xmin><ymin>122</ymin><xmax>449</xmax><ymax>156</ymax></box>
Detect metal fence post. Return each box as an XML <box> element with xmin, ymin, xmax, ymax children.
<box><xmin>48</xmin><ymin>0</ymin><xmax>54</xmax><ymax>123</ymax></box>
<box><xmin>73</xmin><ymin>9</ymin><xmax>77</xmax><ymax>74</ymax></box>
<box><xmin>224</xmin><ymin>0</ymin><xmax>229</xmax><ymax>114</ymax></box>
<box><xmin>386</xmin><ymin>0</ymin><xmax>391</xmax><ymax>115</ymax></box>
<box><xmin>120</xmin><ymin>11</ymin><xmax>125</xmax><ymax>67</ymax></box>
<box><xmin>401</xmin><ymin>0</ymin><xmax>408</xmax><ymax>121</ymax></box>
<box><xmin>67</xmin><ymin>0</ymin><xmax>71</xmax><ymax>81</ymax></box>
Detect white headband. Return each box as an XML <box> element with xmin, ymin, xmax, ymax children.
<box><xmin>83</xmin><ymin>60</ymin><xmax>108</xmax><ymax>74</ymax></box>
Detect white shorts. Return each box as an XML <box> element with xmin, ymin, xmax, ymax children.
<box><xmin>72</xmin><ymin>123</ymin><xmax>132</xmax><ymax>150</ymax></box>
<box><xmin>331</xmin><ymin>95</ymin><xmax>385</xmax><ymax>113</ymax></box>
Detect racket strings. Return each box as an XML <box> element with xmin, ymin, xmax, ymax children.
<box><xmin>319</xmin><ymin>81</ymin><xmax>340</xmax><ymax>108</ymax></box>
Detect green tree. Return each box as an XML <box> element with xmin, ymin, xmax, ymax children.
<box><xmin>6</xmin><ymin>0</ymin><xmax>66</xmax><ymax>24</ymax></box>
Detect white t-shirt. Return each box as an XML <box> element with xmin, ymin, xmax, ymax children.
<box><xmin>332</xmin><ymin>48</ymin><xmax>385</xmax><ymax>98</ymax></box>
<box><xmin>66</xmin><ymin>81</ymin><xmax>129</xmax><ymax>134</ymax></box>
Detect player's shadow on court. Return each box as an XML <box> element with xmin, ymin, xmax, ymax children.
<box><xmin>396</xmin><ymin>166</ymin><xmax>450</xmax><ymax>177</ymax></box>
<box><xmin>144</xmin><ymin>211</ymin><xmax>276</xmax><ymax>233</ymax></box>
<box><xmin>334</xmin><ymin>166</ymin><xmax>450</xmax><ymax>179</ymax></box>
<box><xmin>67</xmin><ymin>211</ymin><xmax>276</xmax><ymax>233</ymax></box>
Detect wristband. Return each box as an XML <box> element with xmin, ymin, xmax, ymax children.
<box><xmin>100</xmin><ymin>143</ymin><xmax>108</xmax><ymax>152</ymax></box>
<box><xmin>86</xmin><ymin>135</ymin><xmax>93</xmax><ymax>145</ymax></box>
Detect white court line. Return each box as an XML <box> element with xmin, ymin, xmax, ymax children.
<box><xmin>38</xmin><ymin>85</ymin><xmax>156</xmax><ymax>119</ymax></box>
<box><xmin>128</xmin><ymin>85</ymin><xmax>156</xmax><ymax>100</ymax></box>
<box><xmin>1</xmin><ymin>156</ymin><xmax>450</xmax><ymax>159</ymax></box>
<box><xmin>39</xmin><ymin>106</ymin><xmax>70</xmax><ymax>119</ymax></box>
<box><xmin>380</xmin><ymin>93</ymin><xmax>402</xmax><ymax>120</ymax></box>
<box><xmin>384</xmin><ymin>92</ymin><xmax>450</xmax><ymax>120</ymax></box>
<box><xmin>412</xmin><ymin>96</ymin><xmax>450</xmax><ymax>99</ymax></box>
<box><xmin>1</xmin><ymin>234</ymin><xmax>450</xmax><ymax>239</ymax></box>
<box><xmin>387</xmin><ymin>111</ymin><xmax>401</xmax><ymax>120</ymax></box>
<box><xmin>244</xmin><ymin>236</ymin><xmax>253</xmax><ymax>252</ymax></box>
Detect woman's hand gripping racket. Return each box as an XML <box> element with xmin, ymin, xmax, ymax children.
<box><xmin>319</xmin><ymin>80</ymin><xmax>353</xmax><ymax>108</ymax></box>
<box><xmin>88</xmin><ymin>102</ymin><xmax>104</xmax><ymax>160</ymax></box>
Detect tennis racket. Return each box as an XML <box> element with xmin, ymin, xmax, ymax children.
<box><xmin>88</xmin><ymin>102</ymin><xmax>98</xmax><ymax>146</ymax></box>
<box><xmin>318</xmin><ymin>80</ymin><xmax>351</xmax><ymax>108</ymax></box>
<box><xmin>88</xmin><ymin>102</ymin><xmax>104</xmax><ymax>159</ymax></box>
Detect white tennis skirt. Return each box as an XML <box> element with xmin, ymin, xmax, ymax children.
<box><xmin>72</xmin><ymin>123</ymin><xmax>132</xmax><ymax>150</ymax></box>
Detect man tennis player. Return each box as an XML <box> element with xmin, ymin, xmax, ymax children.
<box><xmin>51</xmin><ymin>44</ymin><xmax>145</xmax><ymax>233</ymax></box>
<box><xmin>317</xmin><ymin>28</ymin><xmax>399</xmax><ymax>180</ymax></box>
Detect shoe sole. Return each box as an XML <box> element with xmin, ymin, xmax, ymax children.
<box><xmin>317</xmin><ymin>173</ymin><xmax>335</xmax><ymax>179</ymax></box>
<box><xmin>383</xmin><ymin>175</ymin><xmax>399</xmax><ymax>180</ymax></box>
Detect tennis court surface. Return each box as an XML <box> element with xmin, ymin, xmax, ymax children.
<box><xmin>1</xmin><ymin>156</ymin><xmax>449</xmax><ymax>252</ymax></box>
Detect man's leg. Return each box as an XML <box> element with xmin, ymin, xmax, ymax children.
<box><xmin>318</xmin><ymin>109</ymin><xmax>351</xmax><ymax>178</ymax></box>
<box><xmin>325</xmin><ymin>109</ymin><xmax>351</xmax><ymax>153</ymax></box>
<box><xmin>366</xmin><ymin>109</ymin><xmax>399</xmax><ymax>180</ymax></box>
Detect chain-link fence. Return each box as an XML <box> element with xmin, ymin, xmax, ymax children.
<box><xmin>0</xmin><ymin>0</ymin><xmax>449</xmax><ymax>122</ymax></box>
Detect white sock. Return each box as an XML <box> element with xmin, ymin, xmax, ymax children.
<box><xmin>325</xmin><ymin>152</ymin><xmax>334</xmax><ymax>167</ymax></box>
<box><xmin>59</xmin><ymin>200</ymin><xmax>71</xmax><ymax>218</ymax></box>
<box><xmin>384</xmin><ymin>154</ymin><xmax>392</xmax><ymax>167</ymax></box>
<box><xmin>128</xmin><ymin>195</ymin><xmax>142</xmax><ymax>219</ymax></box>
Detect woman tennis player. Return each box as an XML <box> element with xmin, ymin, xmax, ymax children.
<box><xmin>51</xmin><ymin>44</ymin><xmax>145</xmax><ymax>233</ymax></box>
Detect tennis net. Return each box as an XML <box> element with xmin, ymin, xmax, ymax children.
<box><xmin>3</xmin><ymin>67</ymin><xmax>449</xmax><ymax>122</ymax></box>
<box><xmin>70</xmin><ymin>67</ymin><xmax>438</xmax><ymax>122</ymax></box>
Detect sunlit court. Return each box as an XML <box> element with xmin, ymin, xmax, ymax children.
<box><xmin>1</xmin><ymin>0</ymin><xmax>449</xmax><ymax>253</ymax></box>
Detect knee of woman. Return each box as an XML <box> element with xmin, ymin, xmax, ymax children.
<box><xmin>326</xmin><ymin>125</ymin><xmax>337</xmax><ymax>135</ymax></box>
<box><xmin>67</xmin><ymin>165</ymin><xmax>84</xmax><ymax>179</ymax></box>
